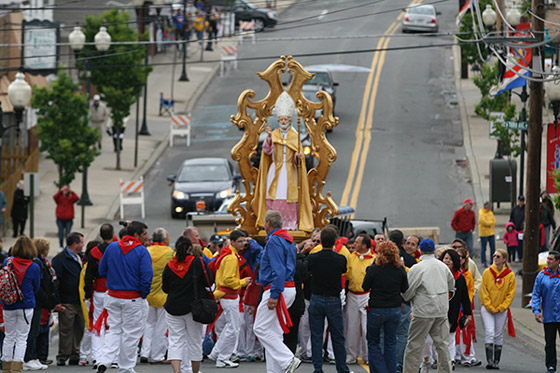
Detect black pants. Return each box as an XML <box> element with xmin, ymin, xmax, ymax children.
<box><xmin>545</xmin><ymin>322</ymin><xmax>560</xmax><ymax>370</ymax></box>
<box><xmin>24</xmin><ymin>307</ymin><xmax>42</xmax><ymax>362</ymax></box>
<box><xmin>283</xmin><ymin>309</ymin><xmax>302</xmax><ymax>353</ymax></box>
<box><xmin>12</xmin><ymin>218</ymin><xmax>26</xmax><ymax>237</ymax></box>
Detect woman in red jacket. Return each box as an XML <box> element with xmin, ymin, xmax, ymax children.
<box><xmin>53</xmin><ymin>186</ymin><xmax>79</xmax><ymax>249</ymax></box>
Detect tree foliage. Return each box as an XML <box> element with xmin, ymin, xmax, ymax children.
<box><xmin>32</xmin><ymin>71</ymin><xmax>100</xmax><ymax>188</ymax></box>
<box><xmin>81</xmin><ymin>9</ymin><xmax>152</xmax><ymax>169</ymax></box>
<box><xmin>457</xmin><ymin>0</ymin><xmax>492</xmax><ymax>66</ymax></box>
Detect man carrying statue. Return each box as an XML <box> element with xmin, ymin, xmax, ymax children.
<box><xmin>253</xmin><ymin>91</ymin><xmax>313</xmax><ymax>232</ymax></box>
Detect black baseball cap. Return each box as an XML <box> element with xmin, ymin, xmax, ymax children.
<box><xmin>209</xmin><ymin>234</ymin><xmax>222</xmax><ymax>243</ymax></box>
<box><xmin>518</xmin><ymin>195</ymin><xmax>525</xmax><ymax>201</ymax></box>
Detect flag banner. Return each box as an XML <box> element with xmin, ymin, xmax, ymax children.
<box><xmin>456</xmin><ymin>0</ymin><xmax>472</xmax><ymax>27</ymax></box>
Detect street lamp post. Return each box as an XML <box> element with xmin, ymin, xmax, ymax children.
<box><xmin>482</xmin><ymin>5</ymin><xmax>497</xmax><ymax>31</ymax></box>
<box><xmin>179</xmin><ymin>0</ymin><xmax>190</xmax><ymax>82</ymax></box>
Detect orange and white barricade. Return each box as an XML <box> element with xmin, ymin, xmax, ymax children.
<box><xmin>119</xmin><ymin>177</ymin><xmax>145</xmax><ymax>219</ymax></box>
<box><xmin>169</xmin><ymin>114</ymin><xmax>191</xmax><ymax>147</ymax></box>
<box><xmin>220</xmin><ymin>45</ymin><xmax>238</xmax><ymax>77</ymax></box>
<box><xmin>239</xmin><ymin>20</ymin><xmax>256</xmax><ymax>45</ymax></box>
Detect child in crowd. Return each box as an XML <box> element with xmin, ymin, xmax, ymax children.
<box><xmin>503</xmin><ymin>222</ymin><xmax>519</xmax><ymax>263</ymax></box>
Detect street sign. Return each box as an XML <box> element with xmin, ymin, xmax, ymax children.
<box><xmin>504</xmin><ymin>121</ymin><xmax>528</xmax><ymax>130</ymax></box>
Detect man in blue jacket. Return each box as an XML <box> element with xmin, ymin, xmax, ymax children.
<box><xmin>253</xmin><ymin>210</ymin><xmax>301</xmax><ymax>373</ymax></box>
<box><xmin>532</xmin><ymin>250</ymin><xmax>560</xmax><ymax>373</ymax></box>
<box><xmin>96</xmin><ymin>221</ymin><xmax>153</xmax><ymax>373</ymax></box>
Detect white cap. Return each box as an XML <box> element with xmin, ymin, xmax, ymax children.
<box><xmin>93</xmin><ymin>94</ymin><xmax>100</xmax><ymax>101</ymax></box>
<box><xmin>275</xmin><ymin>91</ymin><xmax>295</xmax><ymax>117</ymax></box>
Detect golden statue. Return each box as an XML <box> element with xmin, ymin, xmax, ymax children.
<box><xmin>229</xmin><ymin>56</ymin><xmax>339</xmax><ymax>238</ymax></box>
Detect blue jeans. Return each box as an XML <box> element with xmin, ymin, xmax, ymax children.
<box><xmin>56</xmin><ymin>219</ymin><xmax>73</xmax><ymax>248</ymax></box>
<box><xmin>308</xmin><ymin>294</ymin><xmax>350</xmax><ymax>373</ymax></box>
<box><xmin>480</xmin><ymin>235</ymin><xmax>496</xmax><ymax>266</ymax></box>
<box><xmin>367</xmin><ymin>307</ymin><xmax>401</xmax><ymax>373</ymax></box>
<box><xmin>456</xmin><ymin>231</ymin><xmax>473</xmax><ymax>258</ymax></box>
<box><xmin>396</xmin><ymin>303</ymin><xmax>411</xmax><ymax>369</ymax></box>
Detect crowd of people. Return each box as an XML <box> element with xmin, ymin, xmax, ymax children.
<box><xmin>0</xmin><ymin>208</ymin><xmax>558</xmax><ymax>373</ymax></box>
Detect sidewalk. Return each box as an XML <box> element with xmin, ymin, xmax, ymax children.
<box><xmin>452</xmin><ymin>44</ymin><xmax>557</xmax><ymax>351</ymax></box>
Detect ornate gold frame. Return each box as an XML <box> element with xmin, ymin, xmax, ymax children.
<box><xmin>228</xmin><ymin>56</ymin><xmax>339</xmax><ymax>237</ymax></box>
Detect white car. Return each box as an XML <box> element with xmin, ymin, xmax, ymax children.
<box><xmin>402</xmin><ymin>4</ymin><xmax>439</xmax><ymax>33</ymax></box>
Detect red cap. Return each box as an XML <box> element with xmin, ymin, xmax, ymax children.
<box><xmin>464</xmin><ymin>198</ymin><xmax>474</xmax><ymax>205</ymax></box>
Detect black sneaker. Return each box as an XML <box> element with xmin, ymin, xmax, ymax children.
<box><xmin>97</xmin><ymin>365</ymin><xmax>107</xmax><ymax>373</ymax></box>
<box><xmin>140</xmin><ymin>357</ymin><xmax>149</xmax><ymax>364</ymax></box>
<box><xmin>69</xmin><ymin>359</ymin><xmax>80</xmax><ymax>366</ymax></box>
<box><xmin>57</xmin><ymin>359</ymin><xmax>66</xmax><ymax>366</ymax></box>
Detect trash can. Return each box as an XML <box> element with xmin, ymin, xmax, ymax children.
<box><xmin>489</xmin><ymin>158</ymin><xmax>517</xmax><ymax>205</ymax></box>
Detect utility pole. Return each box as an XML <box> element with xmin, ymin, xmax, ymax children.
<box><xmin>522</xmin><ymin>0</ymin><xmax>545</xmax><ymax>307</ymax></box>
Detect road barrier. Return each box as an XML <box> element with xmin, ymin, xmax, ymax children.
<box><xmin>239</xmin><ymin>20</ymin><xmax>256</xmax><ymax>45</ymax></box>
<box><xmin>119</xmin><ymin>177</ymin><xmax>145</xmax><ymax>219</ymax></box>
<box><xmin>220</xmin><ymin>45</ymin><xmax>238</xmax><ymax>77</ymax></box>
<box><xmin>169</xmin><ymin>114</ymin><xmax>191</xmax><ymax>147</ymax></box>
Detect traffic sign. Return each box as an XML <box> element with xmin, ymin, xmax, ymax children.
<box><xmin>504</xmin><ymin>121</ymin><xmax>528</xmax><ymax>130</ymax></box>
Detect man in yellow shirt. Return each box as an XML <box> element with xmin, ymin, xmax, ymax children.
<box><xmin>140</xmin><ymin>228</ymin><xmax>174</xmax><ymax>364</ymax></box>
<box><xmin>209</xmin><ymin>230</ymin><xmax>250</xmax><ymax>368</ymax></box>
<box><xmin>345</xmin><ymin>234</ymin><xmax>375</xmax><ymax>365</ymax></box>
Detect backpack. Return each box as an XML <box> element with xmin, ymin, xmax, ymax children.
<box><xmin>0</xmin><ymin>257</ymin><xmax>25</xmax><ymax>305</ymax></box>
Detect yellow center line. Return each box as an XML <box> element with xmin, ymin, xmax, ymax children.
<box><xmin>341</xmin><ymin>0</ymin><xmax>423</xmax><ymax>215</ymax></box>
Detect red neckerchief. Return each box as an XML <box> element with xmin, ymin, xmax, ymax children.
<box><xmin>11</xmin><ymin>257</ymin><xmax>33</xmax><ymax>283</ymax></box>
<box><xmin>335</xmin><ymin>240</ymin><xmax>343</xmax><ymax>253</ymax></box>
<box><xmin>489</xmin><ymin>266</ymin><xmax>513</xmax><ymax>285</ymax></box>
<box><xmin>168</xmin><ymin>256</ymin><xmax>195</xmax><ymax>279</ymax></box>
<box><xmin>412</xmin><ymin>250</ymin><xmax>422</xmax><ymax>260</ymax></box>
<box><xmin>543</xmin><ymin>269</ymin><xmax>560</xmax><ymax>278</ymax></box>
<box><xmin>452</xmin><ymin>269</ymin><xmax>462</xmax><ymax>281</ymax></box>
<box><xmin>353</xmin><ymin>250</ymin><xmax>375</xmax><ymax>260</ymax></box>
<box><xmin>339</xmin><ymin>237</ymin><xmax>349</xmax><ymax>245</ymax></box>
<box><xmin>211</xmin><ymin>245</ymin><xmax>234</xmax><ymax>272</ymax></box>
<box><xmin>271</xmin><ymin>229</ymin><xmax>294</xmax><ymax>243</ymax></box>
<box><xmin>118</xmin><ymin>235</ymin><xmax>143</xmax><ymax>255</ymax></box>
<box><xmin>91</xmin><ymin>246</ymin><xmax>104</xmax><ymax>262</ymax></box>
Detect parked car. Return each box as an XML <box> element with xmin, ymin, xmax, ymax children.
<box><xmin>402</xmin><ymin>4</ymin><xmax>439</xmax><ymax>33</ymax></box>
<box><xmin>213</xmin><ymin>0</ymin><xmax>277</xmax><ymax>31</ymax></box>
<box><xmin>167</xmin><ymin>157</ymin><xmax>240</xmax><ymax>218</ymax></box>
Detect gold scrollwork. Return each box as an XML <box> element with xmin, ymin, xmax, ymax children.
<box><xmin>229</xmin><ymin>56</ymin><xmax>339</xmax><ymax>237</ymax></box>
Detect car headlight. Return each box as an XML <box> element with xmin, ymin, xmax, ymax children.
<box><xmin>216</xmin><ymin>189</ymin><xmax>233</xmax><ymax>199</ymax></box>
<box><xmin>303</xmin><ymin>146</ymin><xmax>311</xmax><ymax>156</ymax></box>
<box><xmin>172</xmin><ymin>190</ymin><xmax>188</xmax><ymax>200</ymax></box>
<box><xmin>267</xmin><ymin>11</ymin><xmax>277</xmax><ymax>19</ymax></box>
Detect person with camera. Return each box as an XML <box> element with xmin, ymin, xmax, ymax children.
<box><xmin>162</xmin><ymin>236</ymin><xmax>213</xmax><ymax>373</ymax></box>
<box><xmin>95</xmin><ymin>221</ymin><xmax>153</xmax><ymax>373</ymax></box>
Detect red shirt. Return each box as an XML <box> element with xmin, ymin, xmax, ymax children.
<box><xmin>53</xmin><ymin>190</ymin><xmax>80</xmax><ymax>220</ymax></box>
<box><xmin>451</xmin><ymin>207</ymin><xmax>475</xmax><ymax>233</ymax></box>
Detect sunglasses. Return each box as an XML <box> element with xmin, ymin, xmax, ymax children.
<box><xmin>493</xmin><ymin>254</ymin><xmax>501</xmax><ymax>258</ymax></box>
<box><xmin>312</xmin><ymin>239</ymin><xmax>320</xmax><ymax>243</ymax></box>
<box><xmin>451</xmin><ymin>245</ymin><xmax>463</xmax><ymax>249</ymax></box>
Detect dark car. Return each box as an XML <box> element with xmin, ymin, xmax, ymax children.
<box><xmin>167</xmin><ymin>157</ymin><xmax>240</xmax><ymax>219</ymax></box>
<box><xmin>214</xmin><ymin>0</ymin><xmax>277</xmax><ymax>31</ymax></box>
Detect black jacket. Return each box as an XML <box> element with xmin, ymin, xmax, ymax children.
<box><xmin>540</xmin><ymin>205</ymin><xmax>556</xmax><ymax>229</ymax></box>
<box><xmin>34</xmin><ymin>257</ymin><xmax>58</xmax><ymax>310</ymax></box>
<box><xmin>10</xmin><ymin>188</ymin><xmax>28</xmax><ymax>221</ymax></box>
<box><xmin>510</xmin><ymin>205</ymin><xmax>525</xmax><ymax>231</ymax></box>
<box><xmin>448</xmin><ymin>273</ymin><xmax>472</xmax><ymax>332</ymax></box>
<box><xmin>83</xmin><ymin>241</ymin><xmax>110</xmax><ymax>299</ymax></box>
<box><xmin>288</xmin><ymin>253</ymin><xmax>308</xmax><ymax>318</ymax></box>
<box><xmin>52</xmin><ymin>248</ymin><xmax>83</xmax><ymax>304</ymax></box>
<box><xmin>162</xmin><ymin>256</ymin><xmax>213</xmax><ymax>316</ymax></box>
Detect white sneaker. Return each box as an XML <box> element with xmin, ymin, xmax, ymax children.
<box><xmin>207</xmin><ymin>353</ymin><xmax>217</xmax><ymax>362</ymax></box>
<box><xmin>346</xmin><ymin>357</ymin><xmax>357</xmax><ymax>364</ymax></box>
<box><xmin>33</xmin><ymin>360</ymin><xmax>48</xmax><ymax>370</ymax></box>
<box><xmin>23</xmin><ymin>360</ymin><xmax>42</xmax><ymax>371</ymax></box>
<box><xmin>283</xmin><ymin>357</ymin><xmax>301</xmax><ymax>373</ymax></box>
<box><xmin>216</xmin><ymin>359</ymin><xmax>239</xmax><ymax>368</ymax></box>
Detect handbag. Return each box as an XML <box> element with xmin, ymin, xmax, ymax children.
<box><xmin>191</xmin><ymin>257</ymin><xmax>218</xmax><ymax>324</ymax></box>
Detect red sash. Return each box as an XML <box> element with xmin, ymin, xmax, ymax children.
<box><xmin>264</xmin><ymin>281</ymin><xmax>295</xmax><ymax>333</ymax></box>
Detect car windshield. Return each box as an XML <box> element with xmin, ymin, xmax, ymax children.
<box><xmin>306</xmin><ymin>72</ymin><xmax>331</xmax><ymax>87</ymax></box>
<box><xmin>408</xmin><ymin>6</ymin><xmax>435</xmax><ymax>15</ymax></box>
<box><xmin>178</xmin><ymin>164</ymin><xmax>230</xmax><ymax>182</ymax></box>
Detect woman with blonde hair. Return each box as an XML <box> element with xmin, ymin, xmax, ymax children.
<box><xmin>362</xmin><ymin>241</ymin><xmax>409</xmax><ymax>373</ymax></box>
<box><xmin>1</xmin><ymin>236</ymin><xmax>41</xmax><ymax>373</ymax></box>
<box><xmin>480</xmin><ymin>248</ymin><xmax>516</xmax><ymax>369</ymax></box>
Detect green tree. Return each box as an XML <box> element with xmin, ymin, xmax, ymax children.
<box><xmin>81</xmin><ymin>9</ymin><xmax>151</xmax><ymax>170</ymax></box>
<box><xmin>32</xmin><ymin>71</ymin><xmax>100</xmax><ymax>188</ymax></box>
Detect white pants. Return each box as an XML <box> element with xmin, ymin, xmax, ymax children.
<box><xmin>165</xmin><ymin>312</ymin><xmax>203</xmax><ymax>362</ymax></box>
<box><xmin>2</xmin><ymin>309</ymin><xmax>33</xmax><ymax>362</ymax></box>
<box><xmin>236</xmin><ymin>309</ymin><xmax>261</xmax><ymax>357</ymax></box>
<box><xmin>98</xmin><ymin>295</ymin><xmax>148</xmax><ymax>373</ymax></box>
<box><xmin>212</xmin><ymin>297</ymin><xmax>240</xmax><ymax>361</ymax></box>
<box><xmin>298</xmin><ymin>299</ymin><xmax>311</xmax><ymax>357</ymax></box>
<box><xmin>91</xmin><ymin>291</ymin><xmax>107</xmax><ymax>362</ymax></box>
<box><xmin>254</xmin><ymin>288</ymin><xmax>296</xmax><ymax>373</ymax></box>
<box><xmin>480</xmin><ymin>306</ymin><xmax>508</xmax><ymax>345</ymax></box>
<box><xmin>80</xmin><ymin>328</ymin><xmax>92</xmax><ymax>360</ymax></box>
<box><xmin>345</xmin><ymin>292</ymin><xmax>369</xmax><ymax>361</ymax></box>
<box><xmin>141</xmin><ymin>306</ymin><xmax>168</xmax><ymax>362</ymax></box>
<box><xmin>449</xmin><ymin>332</ymin><xmax>456</xmax><ymax>362</ymax></box>
<box><xmin>456</xmin><ymin>331</ymin><xmax>477</xmax><ymax>362</ymax></box>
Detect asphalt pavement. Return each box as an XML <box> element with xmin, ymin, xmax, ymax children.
<box><xmin>1</xmin><ymin>0</ymin><xmax>557</xmax><ymax>371</ymax></box>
